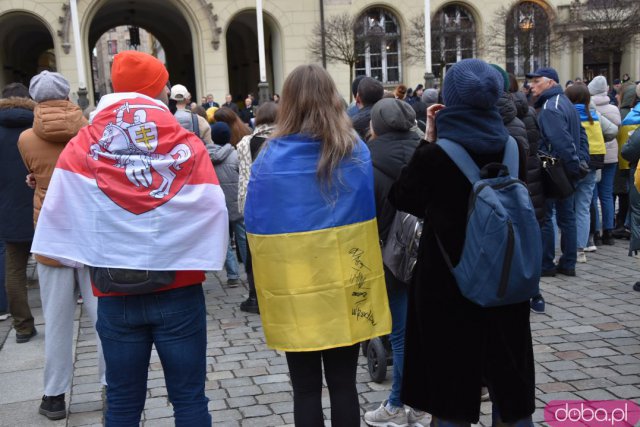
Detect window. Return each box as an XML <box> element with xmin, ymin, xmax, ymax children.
<box><xmin>505</xmin><ymin>1</ymin><xmax>550</xmax><ymax>76</ymax></box>
<box><xmin>431</xmin><ymin>5</ymin><xmax>477</xmax><ymax>78</ymax></box>
<box><xmin>107</xmin><ymin>40</ymin><xmax>117</xmax><ymax>55</ymax></box>
<box><xmin>355</xmin><ymin>8</ymin><xmax>401</xmax><ymax>84</ymax></box>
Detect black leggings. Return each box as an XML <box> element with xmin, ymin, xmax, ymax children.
<box><xmin>285</xmin><ymin>344</ymin><xmax>360</xmax><ymax>427</ymax></box>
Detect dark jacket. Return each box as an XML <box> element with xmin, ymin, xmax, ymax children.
<box><xmin>239</xmin><ymin>106</ymin><xmax>255</xmax><ymax>125</ymax></box>
<box><xmin>389</xmin><ymin>141</ymin><xmax>535</xmax><ymax>423</ymax></box>
<box><xmin>512</xmin><ymin>91</ymin><xmax>545</xmax><ymax>221</ymax></box>
<box><xmin>620</xmin><ymin>123</ymin><xmax>640</xmax><ymax>254</ymax></box>
<box><xmin>368</xmin><ymin>130</ymin><xmax>420</xmax><ymax>242</ymax></box>
<box><xmin>496</xmin><ymin>93</ymin><xmax>528</xmax><ymax>179</ymax></box>
<box><xmin>222</xmin><ymin>101</ymin><xmax>240</xmax><ymax>114</ymax></box>
<box><xmin>351</xmin><ymin>105</ymin><xmax>373</xmax><ymax>141</ymax></box>
<box><xmin>0</xmin><ymin>97</ymin><xmax>35</xmax><ymax>242</ymax></box>
<box><xmin>535</xmin><ymin>86</ymin><xmax>586</xmax><ymax>181</ymax></box>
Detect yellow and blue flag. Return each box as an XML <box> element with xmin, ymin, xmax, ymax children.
<box><xmin>245</xmin><ymin>134</ymin><xmax>391</xmax><ymax>352</ymax></box>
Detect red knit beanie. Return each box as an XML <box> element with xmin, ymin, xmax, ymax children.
<box><xmin>111</xmin><ymin>51</ymin><xmax>168</xmax><ymax>98</ymax></box>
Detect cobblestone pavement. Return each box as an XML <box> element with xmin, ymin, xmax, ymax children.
<box><xmin>0</xmin><ymin>242</ymin><xmax>639</xmax><ymax>426</ymax></box>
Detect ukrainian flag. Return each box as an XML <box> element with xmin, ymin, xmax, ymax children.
<box><xmin>245</xmin><ymin>134</ymin><xmax>391</xmax><ymax>352</ymax></box>
<box><xmin>618</xmin><ymin>106</ymin><xmax>640</xmax><ymax>170</ymax></box>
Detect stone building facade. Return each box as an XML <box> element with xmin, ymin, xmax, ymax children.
<box><xmin>0</xmin><ymin>0</ymin><xmax>638</xmax><ymax>105</ymax></box>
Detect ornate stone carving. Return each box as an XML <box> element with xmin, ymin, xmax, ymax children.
<box><xmin>198</xmin><ymin>0</ymin><xmax>222</xmax><ymax>50</ymax></box>
<box><xmin>569</xmin><ymin>0</ymin><xmax>582</xmax><ymax>23</ymax></box>
<box><xmin>57</xmin><ymin>3</ymin><xmax>71</xmax><ymax>54</ymax></box>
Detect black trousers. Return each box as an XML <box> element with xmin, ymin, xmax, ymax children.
<box><xmin>285</xmin><ymin>343</ymin><xmax>360</xmax><ymax>427</ymax></box>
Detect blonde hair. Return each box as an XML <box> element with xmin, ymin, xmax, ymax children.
<box><xmin>273</xmin><ymin>64</ymin><xmax>358</xmax><ymax>184</ymax></box>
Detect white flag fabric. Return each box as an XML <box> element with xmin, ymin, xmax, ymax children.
<box><xmin>31</xmin><ymin>93</ymin><xmax>228</xmax><ymax>270</ymax></box>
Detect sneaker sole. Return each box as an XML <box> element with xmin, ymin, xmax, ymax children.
<box><xmin>530</xmin><ymin>307</ymin><xmax>545</xmax><ymax>314</ymax></box>
<box><xmin>39</xmin><ymin>407</ymin><xmax>66</xmax><ymax>420</ymax></box>
<box><xmin>363</xmin><ymin>420</ymin><xmax>408</xmax><ymax>427</ymax></box>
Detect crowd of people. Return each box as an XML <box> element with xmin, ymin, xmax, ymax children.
<box><xmin>0</xmin><ymin>49</ymin><xmax>639</xmax><ymax>427</ymax></box>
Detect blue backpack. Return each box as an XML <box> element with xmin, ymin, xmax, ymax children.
<box><xmin>435</xmin><ymin>137</ymin><xmax>541</xmax><ymax>307</ymax></box>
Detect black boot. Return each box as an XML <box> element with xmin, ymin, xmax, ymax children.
<box><xmin>593</xmin><ymin>231</ymin><xmax>603</xmax><ymax>246</ymax></box>
<box><xmin>612</xmin><ymin>227</ymin><xmax>631</xmax><ymax>240</ymax></box>
<box><xmin>39</xmin><ymin>394</ymin><xmax>66</xmax><ymax>420</ymax></box>
<box><xmin>240</xmin><ymin>293</ymin><xmax>259</xmax><ymax>314</ymax></box>
<box><xmin>602</xmin><ymin>229</ymin><xmax>616</xmax><ymax>245</ymax></box>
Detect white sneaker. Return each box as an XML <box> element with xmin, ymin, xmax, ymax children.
<box><xmin>577</xmin><ymin>251</ymin><xmax>587</xmax><ymax>263</ymax></box>
<box><xmin>407</xmin><ymin>407</ymin><xmax>430</xmax><ymax>427</ymax></box>
<box><xmin>0</xmin><ymin>313</ymin><xmax>11</xmax><ymax>321</ymax></box>
<box><xmin>584</xmin><ymin>244</ymin><xmax>597</xmax><ymax>252</ymax></box>
<box><xmin>364</xmin><ymin>401</ymin><xmax>408</xmax><ymax>427</ymax></box>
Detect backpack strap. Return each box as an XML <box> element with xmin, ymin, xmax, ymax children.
<box><xmin>191</xmin><ymin>113</ymin><xmax>200</xmax><ymax>138</ymax></box>
<box><xmin>436</xmin><ymin>138</ymin><xmax>481</xmax><ymax>184</ymax></box>
<box><xmin>437</xmin><ymin>137</ymin><xmax>519</xmax><ymax>183</ymax></box>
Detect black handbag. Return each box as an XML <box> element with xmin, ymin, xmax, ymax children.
<box><xmin>89</xmin><ymin>267</ymin><xmax>176</xmax><ymax>295</ymax></box>
<box><xmin>538</xmin><ymin>152</ymin><xmax>574</xmax><ymax>199</ymax></box>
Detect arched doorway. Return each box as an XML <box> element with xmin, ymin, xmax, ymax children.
<box><xmin>226</xmin><ymin>11</ymin><xmax>282</xmax><ymax>102</ymax></box>
<box><xmin>505</xmin><ymin>1</ymin><xmax>551</xmax><ymax>76</ymax></box>
<box><xmin>0</xmin><ymin>12</ymin><xmax>55</xmax><ymax>88</ymax></box>
<box><xmin>354</xmin><ymin>8</ymin><xmax>402</xmax><ymax>84</ymax></box>
<box><xmin>431</xmin><ymin>4</ymin><xmax>477</xmax><ymax>79</ymax></box>
<box><xmin>87</xmin><ymin>0</ymin><xmax>195</xmax><ymax>101</ymax></box>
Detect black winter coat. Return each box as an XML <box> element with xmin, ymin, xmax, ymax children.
<box><xmin>389</xmin><ymin>141</ymin><xmax>535</xmax><ymax>423</ymax></box>
<box><xmin>351</xmin><ymin>106</ymin><xmax>373</xmax><ymax>141</ymax></box>
<box><xmin>512</xmin><ymin>91</ymin><xmax>545</xmax><ymax>222</ymax></box>
<box><xmin>496</xmin><ymin>93</ymin><xmax>528</xmax><ymax>180</ymax></box>
<box><xmin>0</xmin><ymin>97</ymin><xmax>35</xmax><ymax>242</ymax></box>
<box><xmin>368</xmin><ymin>130</ymin><xmax>421</xmax><ymax>242</ymax></box>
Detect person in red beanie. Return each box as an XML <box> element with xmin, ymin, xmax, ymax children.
<box><xmin>31</xmin><ymin>50</ymin><xmax>228</xmax><ymax>426</ymax></box>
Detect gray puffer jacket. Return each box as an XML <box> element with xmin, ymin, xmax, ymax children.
<box><xmin>591</xmin><ymin>93</ymin><xmax>621</xmax><ymax>164</ymax></box>
<box><xmin>208</xmin><ymin>143</ymin><xmax>241</xmax><ymax>221</ymax></box>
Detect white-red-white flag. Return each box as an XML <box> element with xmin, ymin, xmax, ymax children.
<box><xmin>31</xmin><ymin>93</ymin><xmax>228</xmax><ymax>270</ymax></box>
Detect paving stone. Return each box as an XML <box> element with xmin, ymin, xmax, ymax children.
<box><xmin>537</xmin><ymin>382</ymin><xmax>576</xmax><ymax>393</ymax></box>
<box><xmin>227</xmin><ymin>385</ymin><xmax>263</xmax><ymax>398</ymax></box>
<box><xmin>240</xmin><ymin>414</ymin><xmax>285</xmax><ymax>426</ymax></box>
<box><xmin>70</xmin><ymin>392</ymin><xmax>102</xmax><ymax>405</ymax></box>
<box><xmin>607</xmin><ymin>385</ymin><xmax>640</xmax><ymax>399</ymax></box>
<box><xmin>239</xmin><ymin>404</ymin><xmax>272</xmax><ymax>418</ymax></box>
<box><xmin>144</xmin><ymin>406</ymin><xmax>174</xmax><ymax>419</ymax></box>
<box><xmin>548</xmin><ymin>370</ymin><xmax>590</xmax><ymax>382</ymax></box>
<box><xmin>543</xmin><ymin>360</ymin><xmax>580</xmax><ymax>371</ymax></box>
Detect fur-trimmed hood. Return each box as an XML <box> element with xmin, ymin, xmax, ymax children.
<box><xmin>0</xmin><ymin>97</ymin><xmax>36</xmax><ymax>129</ymax></box>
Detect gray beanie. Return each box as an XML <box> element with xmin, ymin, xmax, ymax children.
<box><xmin>421</xmin><ymin>88</ymin><xmax>439</xmax><ymax>104</ymax></box>
<box><xmin>588</xmin><ymin>75</ymin><xmax>608</xmax><ymax>96</ymax></box>
<box><xmin>29</xmin><ymin>71</ymin><xmax>70</xmax><ymax>102</ymax></box>
<box><xmin>370</xmin><ymin>98</ymin><xmax>416</xmax><ymax>136</ymax></box>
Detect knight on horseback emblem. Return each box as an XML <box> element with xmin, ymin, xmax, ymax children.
<box><xmin>89</xmin><ymin>102</ymin><xmax>192</xmax><ymax>199</ymax></box>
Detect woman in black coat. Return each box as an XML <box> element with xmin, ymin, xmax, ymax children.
<box><xmin>389</xmin><ymin>59</ymin><xmax>535</xmax><ymax>425</ymax></box>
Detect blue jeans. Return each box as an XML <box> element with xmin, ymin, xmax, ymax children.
<box><xmin>96</xmin><ymin>285</ymin><xmax>210</xmax><ymax>427</ymax></box>
<box><xmin>385</xmin><ymin>270</ymin><xmax>408</xmax><ymax>408</ymax></box>
<box><xmin>575</xmin><ymin>170</ymin><xmax>597</xmax><ymax>248</ymax></box>
<box><xmin>593</xmin><ymin>163</ymin><xmax>617</xmax><ymax>232</ymax></box>
<box><xmin>0</xmin><ymin>241</ymin><xmax>6</xmax><ymax>313</ymax></box>
<box><xmin>224</xmin><ymin>239</ymin><xmax>240</xmax><ymax>280</ymax></box>
<box><xmin>231</xmin><ymin>220</ymin><xmax>248</xmax><ymax>265</ymax></box>
<box><xmin>541</xmin><ymin>195</ymin><xmax>577</xmax><ymax>271</ymax></box>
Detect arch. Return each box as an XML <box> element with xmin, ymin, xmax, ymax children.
<box><xmin>81</xmin><ymin>0</ymin><xmax>208</xmax><ymax>103</ymax></box>
<box><xmin>225</xmin><ymin>9</ymin><xmax>284</xmax><ymax>100</ymax></box>
<box><xmin>0</xmin><ymin>10</ymin><xmax>56</xmax><ymax>88</ymax></box>
<box><xmin>431</xmin><ymin>2</ymin><xmax>478</xmax><ymax>78</ymax></box>
<box><xmin>505</xmin><ymin>0</ymin><xmax>552</xmax><ymax>76</ymax></box>
<box><xmin>354</xmin><ymin>6</ymin><xmax>403</xmax><ymax>84</ymax></box>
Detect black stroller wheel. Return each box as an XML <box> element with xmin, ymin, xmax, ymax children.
<box><xmin>367</xmin><ymin>337</ymin><xmax>387</xmax><ymax>383</ymax></box>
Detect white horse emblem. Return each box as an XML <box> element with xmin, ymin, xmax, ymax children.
<box><xmin>89</xmin><ymin>102</ymin><xmax>192</xmax><ymax>199</ymax></box>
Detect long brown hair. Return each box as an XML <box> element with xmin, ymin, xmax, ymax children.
<box><xmin>214</xmin><ymin>107</ymin><xmax>251</xmax><ymax>146</ymax></box>
<box><xmin>565</xmin><ymin>83</ymin><xmax>594</xmax><ymax>124</ymax></box>
<box><xmin>273</xmin><ymin>64</ymin><xmax>358</xmax><ymax>184</ymax></box>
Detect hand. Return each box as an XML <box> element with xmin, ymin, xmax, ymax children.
<box><xmin>425</xmin><ymin>103</ymin><xmax>445</xmax><ymax>143</ymax></box>
<box><xmin>25</xmin><ymin>173</ymin><xmax>36</xmax><ymax>189</ymax></box>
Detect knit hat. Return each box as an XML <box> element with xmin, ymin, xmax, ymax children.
<box><xmin>588</xmin><ymin>75</ymin><xmax>608</xmax><ymax>95</ymax></box>
<box><xmin>29</xmin><ymin>71</ymin><xmax>70</xmax><ymax>102</ymax></box>
<box><xmin>170</xmin><ymin>84</ymin><xmax>190</xmax><ymax>101</ymax></box>
<box><xmin>443</xmin><ymin>59</ymin><xmax>502</xmax><ymax>109</ymax></box>
<box><xmin>421</xmin><ymin>88</ymin><xmax>439</xmax><ymax>104</ymax></box>
<box><xmin>489</xmin><ymin>64</ymin><xmax>510</xmax><ymax>93</ymax></box>
<box><xmin>111</xmin><ymin>51</ymin><xmax>169</xmax><ymax>97</ymax></box>
<box><xmin>370</xmin><ymin>98</ymin><xmax>416</xmax><ymax>136</ymax></box>
<box><xmin>210</xmin><ymin>122</ymin><xmax>231</xmax><ymax>145</ymax></box>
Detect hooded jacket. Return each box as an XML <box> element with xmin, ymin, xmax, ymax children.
<box><xmin>591</xmin><ymin>93</ymin><xmax>621</xmax><ymax>164</ymax></box>
<box><xmin>574</xmin><ymin>104</ymin><xmax>613</xmax><ymax>170</ymax></box>
<box><xmin>0</xmin><ymin>97</ymin><xmax>36</xmax><ymax>241</ymax></box>
<box><xmin>619</xmin><ymin>83</ymin><xmax>638</xmax><ymax>120</ymax></box>
<box><xmin>237</xmin><ymin>123</ymin><xmax>275</xmax><ymax>215</ymax></box>
<box><xmin>208</xmin><ymin>143</ymin><xmax>241</xmax><ymax>221</ymax></box>
<box><xmin>511</xmin><ymin>91</ymin><xmax>545</xmax><ymax>222</ymax></box>
<box><xmin>18</xmin><ymin>99</ymin><xmax>87</xmax><ymax>265</ymax></box>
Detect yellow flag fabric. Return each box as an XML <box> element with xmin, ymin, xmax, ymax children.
<box><xmin>617</xmin><ymin>124</ymin><xmax>639</xmax><ymax>170</ymax></box>
<box><xmin>248</xmin><ymin>219</ymin><xmax>390</xmax><ymax>351</ymax></box>
<box><xmin>581</xmin><ymin>121</ymin><xmax>606</xmax><ymax>155</ymax></box>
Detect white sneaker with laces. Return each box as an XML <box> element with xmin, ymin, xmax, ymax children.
<box><xmin>407</xmin><ymin>407</ymin><xmax>430</xmax><ymax>427</ymax></box>
<box><xmin>364</xmin><ymin>400</ymin><xmax>408</xmax><ymax>427</ymax></box>
<box><xmin>584</xmin><ymin>244</ymin><xmax>597</xmax><ymax>252</ymax></box>
<box><xmin>577</xmin><ymin>250</ymin><xmax>587</xmax><ymax>263</ymax></box>
<box><xmin>0</xmin><ymin>313</ymin><xmax>10</xmax><ymax>321</ymax></box>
